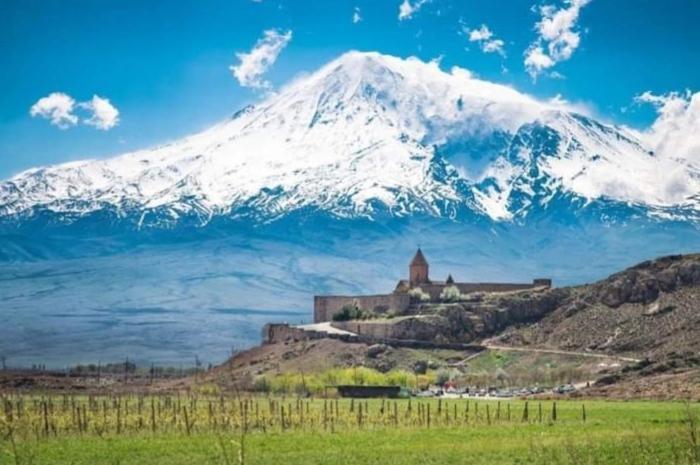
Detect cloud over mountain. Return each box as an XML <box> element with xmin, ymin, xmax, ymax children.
<box><xmin>230</xmin><ymin>29</ymin><xmax>293</xmax><ymax>90</ymax></box>
<box><xmin>29</xmin><ymin>93</ymin><xmax>79</xmax><ymax>129</ymax></box>
<box><xmin>80</xmin><ymin>95</ymin><xmax>120</xmax><ymax>130</ymax></box>
<box><xmin>634</xmin><ymin>90</ymin><xmax>700</xmax><ymax>165</ymax></box>
<box><xmin>525</xmin><ymin>0</ymin><xmax>592</xmax><ymax>78</ymax></box>
<box><xmin>466</xmin><ymin>24</ymin><xmax>506</xmax><ymax>56</ymax></box>
<box><xmin>30</xmin><ymin>92</ymin><xmax>120</xmax><ymax>130</ymax></box>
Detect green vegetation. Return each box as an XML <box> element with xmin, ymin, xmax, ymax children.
<box><xmin>1</xmin><ymin>395</ymin><xmax>698</xmax><ymax>465</ymax></box>
<box><xmin>253</xmin><ymin>367</ymin><xmax>435</xmax><ymax>395</ymax></box>
<box><xmin>332</xmin><ymin>304</ymin><xmax>370</xmax><ymax>321</ymax></box>
<box><xmin>460</xmin><ymin>349</ymin><xmax>600</xmax><ymax>387</ymax></box>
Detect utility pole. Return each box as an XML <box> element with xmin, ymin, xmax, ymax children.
<box><xmin>194</xmin><ymin>355</ymin><xmax>202</xmax><ymax>382</ymax></box>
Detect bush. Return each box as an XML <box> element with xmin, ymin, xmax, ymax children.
<box><xmin>332</xmin><ymin>304</ymin><xmax>369</xmax><ymax>321</ymax></box>
<box><xmin>332</xmin><ymin>305</ymin><xmax>359</xmax><ymax>321</ymax></box>
<box><xmin>413</xmin><ymin>360</ymin><xmax>428</xmax><ymax>375</ymax></box>
<box><xmin>252</xmin><ymin>375</ymin><xmax>271</xmax><ymax>393</ymax></box>
<box><xmin>262</xmin><ymin>367</ymin><xmax>436</xmax><ymax>395</ymax></box>
<box><xmin>440</xmin><ymin>285</ymin><xmax>463</xmax><ymax>302</ymax></box>
<box><xmin>408</xmin><ymin>287</ymin><xmax>430</xmax><ymax>302</ymax></box>
<box><xmin>436</xmin><ymin>368</ymin><xmax>459</xmax><ymax>386</ymax></box>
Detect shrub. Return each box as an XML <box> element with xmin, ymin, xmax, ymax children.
<box><xmin>252</xmin><ymin>375</ymin><xmax>271</xmax><ymax>393</ymax></box>
<box><xmin>262</xmin><ymin>367</ymin><xmax>437</xmax><ymax>394</ymax></box>
<box><xmin>440</xmin><ymin>285</ymin><xmax>463</xmax><ymax>302</ymax></box>
<box><xmin>332</xmin><ymin>304</ymin><xmax>367</xmax><ymax>321</ymax></box>
<box><xmin>333</xmin><ymin>304</ymin><xmax>377</xmax><ymax>321</ymax></box>
<box><xmin>413</xmin><ymin>360</ymin><xmax>428</xmax><ymax>375</ymax></box>
<box><xmin>435</xmin><ymin>368</ymin><xmax>459</xmax><ymax>386</ymax></box>
<box><xmin>408</xmin><ymin>287</ymin><xmax>430</xmax><ymax>302</ymax></box>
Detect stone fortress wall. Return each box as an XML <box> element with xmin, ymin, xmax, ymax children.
<box><xmin>313</xmin><ymin>294</ymin><xmax>411</xmax><ymax>323</ymax></box>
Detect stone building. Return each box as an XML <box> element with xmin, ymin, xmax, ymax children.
<box><xmin>313</xmin><ymin>249</ymin><xmax>551</xmax><ymax>323</ymax></box>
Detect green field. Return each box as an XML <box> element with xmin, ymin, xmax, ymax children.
<box><xmin>1</xmin><ymin>396</ymin><xmax>699</xmax><ymax>465</ymax></box>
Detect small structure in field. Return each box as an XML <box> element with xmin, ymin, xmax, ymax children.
<box><xmin>334</xmin><ymin>385</ymin><xmax>402</xmax><ymax>398</ymax></box>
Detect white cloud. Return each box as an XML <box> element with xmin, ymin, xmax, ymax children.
<box><xmin>524</xmin><ymin>45</ymin><xmax>555</xmax><ymax>75</ymax></box>
<box><xmin>525</xmin><ymin>0</ymin><xmax>591</xmax><ymax>79</ymax></box>
<box><xmin>634</xmin><ymin>90</ymin><xmax>700</xmax><ymax>165</ymax></box>
<box><xmin>30</xmin><ymin>92</ymin><xmax>120</xmax><ymax>130</ymax></box>
<box><xmin>29</xmin><ymin>92</ymin><xmax>78</xmax><ymax>129</ymax></box>
<box><xmin>398</xmin><ymin>0</ymin><xmax>429</xmax><ymax>21</ymax></box>
<box><xmin>466</xmin><ymin>24</ymin><xmax>506</xmax><ymax>57</ymax></box>
<box><xmin>80</xmin><ymin>95</ymin><xmax>120</xmax><ymax>130</ymax></box>
<box><xmin>230</xmin><ymin>29</ymin><xmax>293</xmax><ymax>90</ymax></box>
<box><xmin>352</xmin><ymin>6</ymin><xmax>362</xmax><ymax>23</ymax></box>
<box><xmin>468</xmin><ymin>25</ymin><xmax>492</xmax><ymax>42</ymax></box>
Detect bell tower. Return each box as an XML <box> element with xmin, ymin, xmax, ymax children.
<box><xmin>409</xmin><ymin>248</ymin><xmax>429</xmax><ymax>286</ymax></box>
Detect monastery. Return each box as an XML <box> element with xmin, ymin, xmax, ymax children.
<box><xmin>313</xmin><ymin>249</ymin><xmax>551</xmax><ymax>322</ymax></box>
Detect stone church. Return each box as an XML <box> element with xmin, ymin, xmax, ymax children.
<box><xmin>313</xmin><ymin>249</ymin><xmax>551</xmax><ymax>322</ymax></box>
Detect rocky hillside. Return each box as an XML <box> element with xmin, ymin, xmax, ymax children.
<box><xmin>494</xmin><ymin>253</ymin><xmax>700</xmax><ymax>359</ymax></box>
<box><xmin>332</xmin><ymin>288</ymin><xmax>570</xmax><ymax>344</ymax></box>
<box><xmin>337</xmin><ymin>254</ymin><xmax>699</xmax><ymax>358</ymax></box>
<box><xmin>324</xmin><ymin>253</ymin><xmax>700</xmax><ymax>399</ymax></box>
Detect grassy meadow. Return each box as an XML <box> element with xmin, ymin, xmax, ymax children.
<box><xmin>1</xmin><ymin>395</ymin><xmax>699</xmax><ymax>465</ymax></box>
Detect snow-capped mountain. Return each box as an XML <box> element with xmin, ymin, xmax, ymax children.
<box><xmin>1</xmin><ymin>51</ymin><xmax>698</xmax><ymax>227</ymax></box>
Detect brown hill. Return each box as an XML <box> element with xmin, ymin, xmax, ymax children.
<box><xmin>488</xmin><ymin>253</ymin><xmax>700</xmax><ymax>398</ymax></box>
<box><xmin>493</xmin><ymin>253</ymin><xmax>700</xmax><ymax>359</ymax></box>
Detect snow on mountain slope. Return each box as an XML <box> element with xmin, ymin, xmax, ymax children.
<box><xmin>1</xmin><ymin>51</ymin><xmax>698</xmax><ymax>225</ymax></box>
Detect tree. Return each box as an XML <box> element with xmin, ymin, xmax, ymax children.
<box><xmin>440</xmin><ymin>285</ymin><xmax>463</xmax><ymax>302</ymax></box>
<box><xmin>408</xmin><ymin>287</ymin><xmax>430</xmax><ymax>302</ymax></box>
<box><xmin>332</xmin><ymin>304</ymin><xmax>367</xmax><ymax>321</ymax></box>
<box><xmin>436</xmin><ymin>368</ymin><xmax>457</xmax><ymax>386</ymax></box>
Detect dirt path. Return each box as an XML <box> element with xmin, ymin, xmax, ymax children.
<box><xmin>295</xmin><ymin>322</ymin><xmax>357</xmax><ymax>336</ymax></box>
<box><xmin>482</xmin><ymin>344</ymin><xmax>641</xmax><ymax>363</ymax></box>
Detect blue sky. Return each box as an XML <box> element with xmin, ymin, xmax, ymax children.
<box><xmin>1</xmin><ymin>0</ymin><xmax>699</xmax><ymax>178</ymax></box>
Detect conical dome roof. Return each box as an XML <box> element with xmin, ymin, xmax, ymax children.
<box><xmin>410</xmin><ymin>248</ymin><xmax>428</xmax><ymax>266</ymax></box>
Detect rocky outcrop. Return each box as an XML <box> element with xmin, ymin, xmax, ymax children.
<box><xmin>336</xmin><ymin>287</ymin><xmax>572</xmax><ymax>344</ymax></box>
<box><xmin>357</xmin><ymin>254</ymin><xmax>700</xmax><ymax>357</ymax></box>
<box><xmin>595</xmin><ymin>255</ymin><xmax>700</xmax><ymax>308</ymax></box>
<box><xmin>493</xmin><ymin>254</ymin><xmax>700</xmax><ymax>359</ymax></box>
<box><xmin>292</xmin><ymin>254</ymin><xmax>700</xmax><ymax>362</ymax></box>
